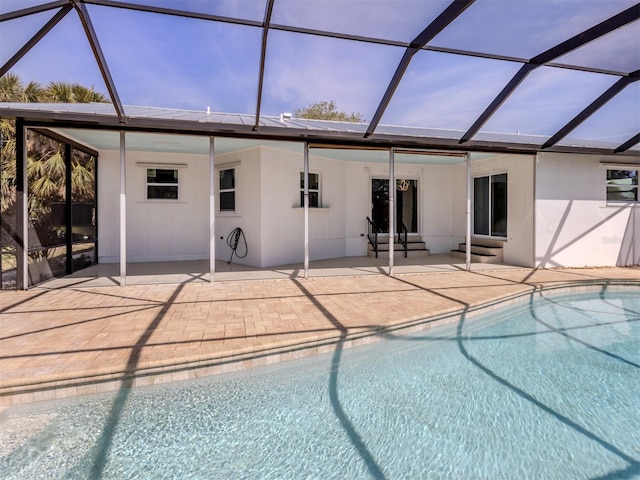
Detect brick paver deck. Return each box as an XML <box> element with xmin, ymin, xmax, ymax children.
<box><xmin>1</xmin><ymin>267</ymin><xmax>638</xmax><ymax>406</ymax></box>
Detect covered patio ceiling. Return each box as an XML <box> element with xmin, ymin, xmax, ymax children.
<box><xmin>1</xmin><ymin>0</ymin><xmax>639</xmax><ymax>156</ymax></box>
<box><xmin>42</xmin><ymin>127</ymin><xmax>495</xmax><ymax>164</ymax></box>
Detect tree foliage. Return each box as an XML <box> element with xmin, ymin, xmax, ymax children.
<box><xmin>1</xmin><ymin>75</ymin><xmax>106</xmax><ymax>210</ymax></box>
<box><xmin>1</xmin><ymin>75</ymin><xmax>107</xmax><ymax>258</ymax></box>
<box><xmin>0</xmin><ymin>73</ymin><xmax>107</xmax><ymax>104</ymax></box>
<box><xmin>294</xmin><ymin>100</ymin><xmax>365</xmax><ymax>123</ymax></box>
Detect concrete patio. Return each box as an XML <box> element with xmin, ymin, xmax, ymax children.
<box><xmin>1</xmin><ymin>262</ymin><xmax>638</xmax><ymax>407</ymax></box>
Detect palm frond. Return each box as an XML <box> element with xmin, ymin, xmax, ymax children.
<box><xmin>43</xmin><ymin>152</ymin><xmax>66</xmax><ymax>180</ymax></box>
<box><xmin>0</xmin><ymin>73</ymin><xmax>23</xmax><ymax>102</ymax></box>
<box><xmin>29</xmin><ymin>175</ymin><xmax>60</xmax><ymax>199</ymax></box>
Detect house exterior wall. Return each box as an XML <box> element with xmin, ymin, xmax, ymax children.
<box><xmin>97</xmin><ymin>145</ymin><xmax>634</xmax><ymax>270</ymax></box>
<box><xmin>422</xmin><ymin>165</ymin><xmax>455</xmax><ymax>254</ymax></box>
<box><xmin>98</xmin><ymin>146</ymin><xmax>467</xmax><ymax>267</ymax></box>
<box><xmin>98</xmin><ymin>150</ymin><xmax>209</xmax><ymax>263</ymax></box>
<box><xmin>258</xmin><ymin>147</ymin><xmax>353</xmax><ymax>267</ymax></box>
<box><xmin>214</xmin><ymin>148</ymin><xmax>262</xmax><ymax>267</ymax></box>
<box><xmin>364</xmin><ymin>161</ymin><xmax>458</xmax><ymax>254</ymax></box>
<box><xmin>452</xmin><ymin>154</ymin><xmax>535</xmax><ymax>267</ymax></box>
<box><xmin>535</xmin><ymin>153</ymin><xmax>639</xmax><ymax>267</ymax></box>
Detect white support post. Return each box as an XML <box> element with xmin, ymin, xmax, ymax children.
<box><xmin>209</xmin><ymin>137</ymin><xmax>216</xmax><ymax>282</ymax></box>
<box><xmin>303</xmin><ymin>143</ymin><xmax>309</xmax><ymax>279</ymax></box>
<box><xmin>466</xmin><ymin>151</ymin><xmax>471</xmax><ymax>272</ymax></box>
<box><xmin>16</xmin><ymin>120</ymin><xmax>28</xmax><ymax>290</ymax></box>
<box><xmin>388</xmin><ymin>148</ymin><xmax>395</xmax><ymax>275</ymax></box>
<box><xmin>119</xmin><ymin>131</ymin><xmax>127</xmax><ymax>286</ymax></box>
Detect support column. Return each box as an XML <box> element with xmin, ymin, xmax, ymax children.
<box><xmin>15</xmin><ymin>118</ymin><xmax>28</xmax><ymax>290</ymax></box>
<box><xmin>303</xmin><ymin>143</ymin><xmax>309</xmax><ymax>279</ymax></box>
<box><xmin>466</xmin><ymin>151</ymin><xmax>471</xmax><ymax>272</ymax></box>
<box><xmin>64</xmin><ymin>143</ymin><xmax>73</xmax><ymax>274</ymax></box>
<box><xmin>209</xmin><ymin>137</ymin><xmax>216</xmax><ymax>282</ymax></box>
<box><xmin>388</xmin><ymin>148</ymin><xmax>395</xmax><ymax>275</ymax></box>
<box><xmin>119</xmin><ymin>131</ymin><xmax>126</xmax><ymax>286</ymax></box>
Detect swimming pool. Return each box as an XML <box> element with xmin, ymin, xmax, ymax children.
<box><xmin>1</xmin><ymin>288</ymin><xmax>639</xmax><ymax>479</ymax></box>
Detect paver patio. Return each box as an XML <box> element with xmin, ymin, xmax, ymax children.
<box><xmin>1</xmin><ymin>266</ymin><xmax>638</xmax><ymax>407</ymax></box>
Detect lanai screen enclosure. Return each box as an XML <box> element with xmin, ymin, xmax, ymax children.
<box><xmin>0</xmin><ymin>0</ymin><xmax>638</xmax><ymax>288</ymax></box>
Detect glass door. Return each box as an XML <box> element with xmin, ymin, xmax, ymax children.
<box><xmin>371</xmin><ymin>178</ymin><xmax>418</xmax><ymax>233</ymax></box>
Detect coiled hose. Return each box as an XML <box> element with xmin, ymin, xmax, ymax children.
<box><xmin>226</xmin><ymin>227</ymin><xmax>247</xmax><ymax>264</ymax></box>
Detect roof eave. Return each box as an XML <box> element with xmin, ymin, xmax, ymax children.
<box><xmin>2</xmin><ymin>107</ymin><xmax>637</xmax><ymax>158</ymax></box>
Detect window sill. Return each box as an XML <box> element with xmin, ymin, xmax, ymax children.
<box><xmin>603</xmin><ymin>202</ymin><xmax>639</xmax><ymax>208</ymax></box>
<box><xmin>292</xmin><ymin>207</ymin><xmax>331</xmax><ymax>211</ymax></box>
<box><xmin>472</xmin><ymin>234</ymin><xmax>507</xmax><ymax>241</ymax></box>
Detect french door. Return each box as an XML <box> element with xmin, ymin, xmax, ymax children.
<box><xmin>371</xmin><ymin>178</ymin><xmax>418</xmax><ymax>234</ymax></box>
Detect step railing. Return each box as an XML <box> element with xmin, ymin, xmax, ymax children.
<box><xmin>397</xmin><ymin>221</ymin><xmax>408</xmax><ymax>258</ymax></box>
<box><xmin>366</xmin><ymin>217</ymin><xmax>379</xmax><ymax>258</ymax></box>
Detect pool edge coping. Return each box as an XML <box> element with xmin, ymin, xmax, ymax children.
<box><xmin>2</xmin><ymin>278</ymin><xmax>639</xmax><ymax>406</ymax></box>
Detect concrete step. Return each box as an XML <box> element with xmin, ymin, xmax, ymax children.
<box><xmin>455</xmin><ymin>243</ymin><xmax>504</xmax><ymax>262</ymax></box>
<box><xmin>457</xmin><ymin>243</ymin><xmax>503</xmax><ymax>255</ymax></box>
<box><xmin>376</xmin><ymin>241</ymin><xmax>427</xmax><ymax>251</ymax></box>
<box><xmin>470</xmin><ymin>237</ymin><xmax>505</xmax><ymax>248</ymax></box>
<box><xmin>375</xmin><ymin>236</ymin><xmax>423</xmax><ymax>245</ymax></box>
<box><xmin>450</xmin><ymin>249</ymin><xmax>499</xmax><ymax>264</ymax></box>
<box><xmin>368</xmin><ymin>248</ymin><xmax>430</xmax><ymax>259</ymax></box>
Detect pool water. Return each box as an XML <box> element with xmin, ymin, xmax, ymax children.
<box><xmin>1</xmin><ymin>288</ymin><xmax>639</xmax><ymax>479</ymax></box>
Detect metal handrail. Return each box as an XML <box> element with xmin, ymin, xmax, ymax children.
<box><xmin>398</xmin><ymin>221</ymin><xmax>408</xmax><ymax>258</ymax></box>
<box><xmin>366</xmin><ymin>217</ymin><xmax>379</xmax><ymax>259</ymax></box>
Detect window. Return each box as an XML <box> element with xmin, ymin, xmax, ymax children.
<box><xmin>300</xmin><ymin>172</ymin><xmax>320</xmax><ymax>208</ymax></box>
<box><xmin>219</xmin><ymin>168</ymin><xmax>235</xmax><ymax>211</ymax></box>
<box><xmin>147</xmin><ymin>168</ymin><xmax>178</xmax><ymax>199</ymax></box>
<box><xmin>474</xmin><ymin>173</ymin><xmax>507</xmax><ymax>237</ymax></box>
<box><xmin>607</xmin><ymin>169</ymin><xmax>638</xmax><ymax>202</ymax></box>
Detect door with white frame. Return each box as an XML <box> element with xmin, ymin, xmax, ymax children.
<box><xmin>371</xmin><ymin>178</ymin><xmax>418</xmax><ymax>234</ymax></box>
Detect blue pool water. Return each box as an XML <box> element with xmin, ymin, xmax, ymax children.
<box><xmin>1</xmin><ymin>288</ymin><xmax>639</xmax><ymax>479</ymax></box>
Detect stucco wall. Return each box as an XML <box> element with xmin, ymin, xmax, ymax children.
<box><xmin>452</xmin><ymin>154</ymin><xmax>535</xmax><ymax>267</ymax></box>
<box><xmin>259</xmin><ymin>147</ymin><xmax>353</xmax><ymax>267</ymax></box>
<box><xmin>213</xmin><ymin>148</ymin><xmax>262</xmax><ymax>267</ymax></box>
<box><xmin>96</xmin><ymin>150</ymin><xmax>120</xmax><ymax>263</ymax></box>
<box><xmin>423</xmin><ymin>165</ymin><xmax>455</xmax><ymax>254</ymax></box>
<box><xmin>98</xmin><ymin>150</ymin><xmax>209</xmax><ymax>263</ymax></box>
<box><xmin>97</xmin><ymin>146</ymin><xmax>539</xmax><ymax>269</ymax></box>
<box><xmin>535</xmin><ymin>153</ymin><xmax>639</xmax><ymax>267</ymax></box>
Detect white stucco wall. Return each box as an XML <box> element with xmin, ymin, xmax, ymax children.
<box><xmin>97</xmin><ymin>145</ymin><xmax>539</xmax><ymax>269</ymax></box>
<box><xmin>213</xmin><ymin>148</ymin><xmax>262</xmax><ymax>267</ymax></box>
<box><xmin>452</xmin><ymin>154</ymin><xmax>535</xmax><ymax>267</ymax></box>
<box><xmin>96</xmin><ymin>150</ymin><xmax>120</xmax><ymax>263</ymax></box>
<box><xmin>422</xmin><ymin>165</ymin><xmax>455</xmax><ymax>254</ymax></box>
<box><xmin>259</xmin><ymin>147</ymin><xmax>354</xmax><ymax>267</ymax></box>
<box><xmin>535</xmin><ymin>153</ymin><xmax>639</xmax><ymax>267</ymax></box>
<box><xmin>98</xmin><ymin>150</ymin><xmax>209</xmax><ymax>263</ymax></box>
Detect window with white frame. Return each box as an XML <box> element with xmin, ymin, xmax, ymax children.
<box><xmin>474</xmin><ymin>173</ymin><xmax>507</xmax><ymax>237</ymax></box>
<box><xmin>606</xmin><ymin>168</ymin><xmax>638</xmax><ymax>202</ymax></box>
<box><xmin>219</xmin><ymin>168</ymin><xmax>235</xmax><ymax>211</ymax></box>
<box><xmin>300</xmin><ymin>172</ymin><xmax>320</xmax><ymax>207</ymax></box>
<box><xmin>146</xmin><ymin>168</ymin><xmax>178</xmax><ymax>200</ymax></box>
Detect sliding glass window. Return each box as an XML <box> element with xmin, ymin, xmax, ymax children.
<box><xmin>474</xmin><ymin>173</ymin><xmax>507</xmax><ymax>238</ymax></box>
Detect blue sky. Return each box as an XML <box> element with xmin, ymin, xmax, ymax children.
<box><xmin>1</xmin><ymin>0</ymin><xmax>638</xmax><ymax>146</ymax></box>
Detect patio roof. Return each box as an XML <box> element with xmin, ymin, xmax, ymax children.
<box><xmin>1</xmin><ymin>1</ymin><xmax>639</xmax><ymax>156</ymax></box>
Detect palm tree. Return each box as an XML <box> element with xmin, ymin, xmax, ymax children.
<box><xmin>1</xmin><ymin>74</ymin><xmax>107</xmax><ymax>272</ymax></box>
<box><xmin>1</xmin><ymin>75</ymin><xmax>106</xmax><ymax>210</ymax></box>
